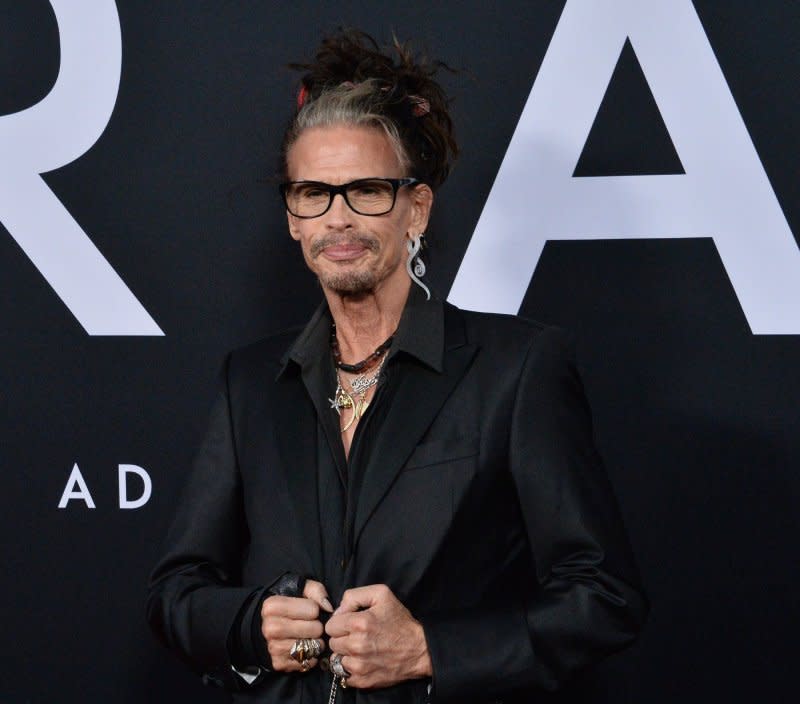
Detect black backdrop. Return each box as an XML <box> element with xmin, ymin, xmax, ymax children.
<box><xmin>2</xmin><ymin>1</ymin><xmax>799</xmax><ymax>702</ymax></box>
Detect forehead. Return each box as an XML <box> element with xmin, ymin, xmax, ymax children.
<box><xmin>286</xmin><ymin>125</ymin><xmax>404</xmax><ymax>182</ymax></box>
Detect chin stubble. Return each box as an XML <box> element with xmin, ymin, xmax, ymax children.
<box><xmin>311</xmin><ymin>233</ymin><xmax>382</xmax><ymax>294</ymax></box>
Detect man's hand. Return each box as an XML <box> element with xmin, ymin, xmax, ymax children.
<box><xmin>261</xmin><ymin>579</ymin><xmax>333</xmax><ymax>672</ymax></box>
<box><xmin>325</xmin><ymin>584</ymin><xmax>432</xmax><ymax>689</ymax></box>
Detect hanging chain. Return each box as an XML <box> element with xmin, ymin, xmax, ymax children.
<box><xmin>327</xmin><ymin>673</ymin><xmax>347</xmax><ymax>704</ymax></box>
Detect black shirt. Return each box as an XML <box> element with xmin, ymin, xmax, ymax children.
<box><xmin>283</xmin><ymin>285</ymin><xmax>442</xmax><ymax>604</ymax></box>
<box><xmin>232</xmin><ymin>285</ymin><xmax>443</xmax><ymax>696</ymax></box>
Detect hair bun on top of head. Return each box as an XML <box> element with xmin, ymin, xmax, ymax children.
<box><xmin>284</xmin><ymin>28</ymin><xmax>458</xmax><ymax>191</ymax></box>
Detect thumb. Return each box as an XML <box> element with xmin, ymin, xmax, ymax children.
<box><xmin>334</xmin><ymin>584</ymin><xmax>388</xmax><ymax>614</ymax></box>
<box><xmin>303</xmin><ymin>579</ymin><xmax>334</xmax><ymax>613</ymax></box>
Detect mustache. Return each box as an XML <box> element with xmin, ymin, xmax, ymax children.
<box><xmin>310</xmin><ymin>234</ymin><xmax>380</xmax><ymax>258</ymax></box>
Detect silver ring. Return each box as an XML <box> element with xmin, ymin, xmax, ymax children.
<box><xmin>307</xmin><ymin>638</ymin><xmax>323</xmax><ymax>659</ymax></box>
<box><xmin>330</xmin><ymin>652</ymin><xmax>350</xmax><ymax>679</ymax></box>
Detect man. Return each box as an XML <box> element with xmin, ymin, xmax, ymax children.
<box><xmin>147</xmin><ymin>30</ymin><xmax>647</xmax><ymax>703</ymax></box>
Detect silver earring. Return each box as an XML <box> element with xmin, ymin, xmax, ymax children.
<box><xmin>406</xmin><ymin>234</ymin><xmax>431</xmax><ymax>300</ymax></box>
<box><xmin>413</xmin><ymin>254</ymin><xmax>426</xmax><ymax>278</ymax></box>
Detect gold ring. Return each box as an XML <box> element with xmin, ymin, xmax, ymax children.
<box><xmin>289</xmin><ymin>639</ymin><xmax>308</xmax><ymax>664</ymax></box>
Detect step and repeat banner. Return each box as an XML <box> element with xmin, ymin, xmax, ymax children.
<box><xmin>2</xmin><ymin>1</ymin><xmax>798</xmax><ymax>702</ymax></box>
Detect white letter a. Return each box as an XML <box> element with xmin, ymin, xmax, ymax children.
<box><xmin>58</xmin><ymin>463</ymin><xmax>96</xmax><ymax>509</ymax></box>
<box><xmin>450</xmin><ymin>0</ymin><xmax>800</xmax><ymax>335</ymax></box>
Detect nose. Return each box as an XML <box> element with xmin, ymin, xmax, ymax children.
<box><xmin>323</xmin><ymin>191</ymin><xmax>354</xmax><ymax>229</ymax></box>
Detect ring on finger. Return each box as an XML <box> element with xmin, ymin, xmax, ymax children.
<box><xmin>330</xmin><ymin>652</ymin><xmax>350</xmax><ymax>679</ymax></box>
<box><xmin>290</xmin><ymin>638</ymin><xmax>322</xmax><ymax>671</ymax></box>
<box><xmin>306</xmin><ymin>638</ymin><xmax>323</xmax><ymax>659</ymax></box>
<box><xmin>289</xmin><ymin>639</ymin><xmax>308</xmax><ymax>664</ymax></box>
<box><xmin>290</xmin><ymin>638</ymin><xmax>320</xmax><ymax>662</ymax></box>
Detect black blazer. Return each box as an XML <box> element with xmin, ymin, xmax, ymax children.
<box><xmin>147</xmin><ymin>299</ymin><xmax>647</xmax><ymax>703</ymax></box>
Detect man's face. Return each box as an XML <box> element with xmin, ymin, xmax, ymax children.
<box><xmin>285</xmin><ymin>125</ymin><xmax>431</xmax><ymax>297</ymax></box>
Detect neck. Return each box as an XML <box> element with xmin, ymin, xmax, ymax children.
<box><xmin>324</xmin><ymin>277</ymin><xmax>411</xmax><ymax>364</ymax></box>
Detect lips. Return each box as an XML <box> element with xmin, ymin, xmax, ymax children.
<box><xmin>321</xmin><ymin>243</ymin><xmax>368</xmax><ymax>261</ymax></box>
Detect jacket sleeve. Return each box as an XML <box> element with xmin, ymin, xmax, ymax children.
<box><xmin>145</xmin><ymin>355</ymin><xmax>286</xmax><ymax>681</ymax></box>
<box><xmin>421</xmin><ymin>327</ymin><xmax>648</xmax><ymax>700</ymax></box>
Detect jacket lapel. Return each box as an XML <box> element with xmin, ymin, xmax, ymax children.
<box><xmin>351</xmin><ymin>305</ymin><xmax>477</xmax><ymax>548</ymax></box>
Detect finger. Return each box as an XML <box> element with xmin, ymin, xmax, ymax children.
<box><xmin>267</xmin><ymin>641</ymin><xmax>320</xmax><ymax>673</ymax></box>
<box><xmin>262</xmin><ymin>595</ymin><xmax>320</xmax><ymax>621</ymax></box>
<box><xmin>325</xmin><ymin>612</ymin><xmax>343</xmax><ymax>638</ymax></box>
<box><xmin>329</xmin><ymin>624</ymin><xmax>372</xmax><ymax>656</ymax></box>
<box><xmin>327</xmin><ymin>634</ymin><xmax>343</xmax><ymax>652</ymax></box>
<box><xmin>334</xmin><ymin>584</ymin><xmax>391</xmax><ymax>614</ymax></box>
<box><xmin>327</xmin><ymin>652</ymin><xmax>361</xmax><ymax>686</ymax></box>
<box><xmin>267</xmin><ymin>638</ymin><xmax>323</xmax><ymax>669</ymax></box>
<box><xmin>262</xmin><ymin>616</ymin><xmax>324</xmax><ymax>641</ymax></box>
<box><xmin>326</xmin><ymin>607</ymin><xmax>371</xmax><ymax>639</ymax></box>
<box><xmin>327</xmin><ymin>635</ymin><xmax>352</xmax><ymax>654</ymax></box>
<box><xmin>339</xmin><ymin>654</ymin><xmax>367</xmax><ymax>683</ymax></box>
<box><xmin>325</xmin><ymin>611</ymin><xmax>359</xmax><ymax>638</ymax></box>
<box><xmin>303</xmin><ymin>579</ymin><xmax>334</xmax><ymax>613</ymax></box>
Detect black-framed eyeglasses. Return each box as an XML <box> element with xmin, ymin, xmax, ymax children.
<box><xmin>279</xmin><ymin>177</ymin><xmax>420</xmax><ymax>218</ymax></box>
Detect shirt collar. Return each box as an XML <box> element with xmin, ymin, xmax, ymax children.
<box><xmin>278</xmin><ymin>284</ymin><xmax>444</xmax><ymax>378</ymax></box>
<box><xmin>389</xmin><ymin>284</ymin><xmax>444</xmax><ymax>372</ymax></box>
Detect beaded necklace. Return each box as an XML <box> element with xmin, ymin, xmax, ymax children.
<box><xmin>329</xmin><ymin>322</ymin><xmax>394</xmax><ymax>373</ymax></box>
<box><xmin>328</xmin><ymin>322</ymin><xmax>393</xmax><ymax>432</ymax></box>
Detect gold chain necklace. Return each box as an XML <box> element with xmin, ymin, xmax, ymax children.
<box><xmin>328</xmin><ymin>358</ymin><xmax>385</xmax><ymax>433</ymax></box>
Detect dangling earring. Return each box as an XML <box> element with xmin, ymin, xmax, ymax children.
<box><xmin>406</xmin><ymin>234</ymin><xmax>431</xmax><ymax>300</ymax></box>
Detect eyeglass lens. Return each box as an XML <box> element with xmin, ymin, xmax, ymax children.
<box><xmin>285</xmin><ymin>179</ymin><xmax>397</xmax><ymax>217</ymax></box>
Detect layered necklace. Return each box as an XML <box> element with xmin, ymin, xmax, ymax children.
<box><xmin>328</xmin><ymin>323</ymin><xmax>394</xmax><ymax>433</ymax></box>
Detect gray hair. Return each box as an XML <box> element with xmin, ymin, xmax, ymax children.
<box><xmin>282</xmin><ymin>80</ymin><xmax>411</xmax><ymax>176</ymax></box>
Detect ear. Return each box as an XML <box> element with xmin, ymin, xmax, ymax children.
<box><xmin>408</xmin><ymin>183</ymin><xmax>434</xmax><ymax>236</ymax></box>
<box><xmin>287</xmin><ymin>213</ymin><xmax>301</xmax><ymax>241</ymax></box>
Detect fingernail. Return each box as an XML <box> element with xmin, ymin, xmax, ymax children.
<box><xmin>321</xmin><ymin>597</ymin><xmax>334</xmax><ymax>612</ymax></box>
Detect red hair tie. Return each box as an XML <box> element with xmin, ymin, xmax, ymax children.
<box><xmin>296</xmin><ymin>84</ymin><xmax>309</xmax><ymax>110</ymax></box>
<box><xmin>408</xmin><ymin>94</ymin><xmax>430</xmax><ymax>117</ymax></box>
